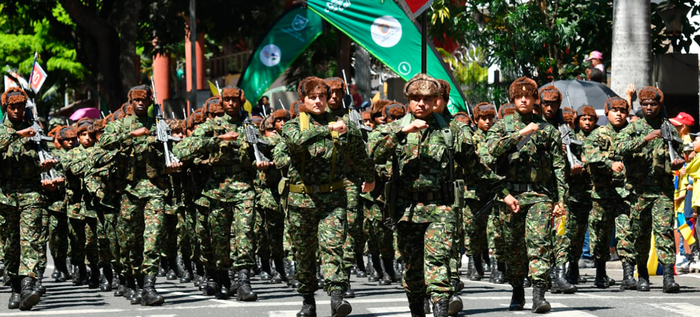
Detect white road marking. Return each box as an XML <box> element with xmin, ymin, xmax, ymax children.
<box><xmin>647</xmin><ymin>303</ymin><xmax>700</xmax><ymax>317</ymax></box>
<box><xmin>267</xmin><ymin>310</ymin><xmax>299</xmax><ymax>317</ymax></box>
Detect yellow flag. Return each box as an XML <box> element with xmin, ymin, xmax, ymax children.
<box><xmin>208</xmin><ymin>80</ymin><xmax>219</xmax><ymax>96</ymax></box>
<box><xmin>556</xmin><ymin>214</ymin><xmax>567</xmax><ymax>236</ymax></box>
<box><xmin>679</xmin><ymin>222</ymin><xmax>696</xmax><ymax>245</ymax></box>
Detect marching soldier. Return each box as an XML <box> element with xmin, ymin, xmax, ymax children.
<box><xmin>485</xmin><ymin>77</ymin><xmax>567</xmax><ymax>313</ymax></box>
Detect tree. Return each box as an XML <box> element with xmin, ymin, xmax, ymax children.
<box><xmin>610</xmin><ymin>0</ymin><xmax>651</xmax><ymax>98</ymax></box>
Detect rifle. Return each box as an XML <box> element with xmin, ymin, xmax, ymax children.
<box><xmin>661</xmin><ymin>118</ymin><xmax>682</xmax><ymax>162</ymax></box>
<box><xmin>558</xmin><ymin>124</ymin><xmax>583</xmax><ymax>168</ymax></box>
<box><xmin>244</xmin><ymin>122</ymin><xmax>270</xmax><ymax>164</ymax></box>
<box><xmin>342</xmin><ymin>70</ymin><xmax>372</xmax><ymax>132</ymax></box>
<box><xmin>383</xmin><ymin>156</ymin><xmax>399</xmax><ymax>231</ymax></box>
<box><xmin>25</xmin><ymin>103</ymin><xmax>61</xmax><ymax>182</ymax></box>
<box><xmin>151</xmin><ymin>77</ymin><xmax>181</xmax><ymax>168</ymax></box>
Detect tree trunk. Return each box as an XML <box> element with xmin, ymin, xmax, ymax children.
<box><xmin>116</xmin><ymin>0</ymin><xmax>142</xmax><ymax>98</ymax></box>
<box><xmin>611</xmin><ymin>0</ymin><xmax>651</xmax><ymax>107</ymax></box>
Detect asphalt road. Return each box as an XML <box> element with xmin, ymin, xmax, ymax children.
<box><xmin>1</xmin><ymin>260</ymin><xmax>700</xmax><ymax>317</ymax></box>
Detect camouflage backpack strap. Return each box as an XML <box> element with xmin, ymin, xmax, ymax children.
<box><xmin>297</xmin><ymin>112</ymin><xmax>340</xmax><ymax>183</ymax></box>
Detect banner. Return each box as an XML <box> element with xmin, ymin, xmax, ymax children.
<box><xmin>404</xmin><ymin>0</ymin><xmax>434</xmax><ymax>18</ymax></box>
<box><xmin>30</xmin><ymin>62</ymin><xmax>48</xmax><ymax>93</ymax></box>
<box><xmin>238</xmin><ymin>7</ymin><xmax>323</xmax><ymax>107</ymax></box>
<box><xmin>306</xmin><ymin>0</ymin><xmax>466</xmax><ymax>113</ymax></box>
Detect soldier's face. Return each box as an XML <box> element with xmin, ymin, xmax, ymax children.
<box><xmin>541</xmin><ymin>101</ymin><xmax>560</xmax><ymax>120</ymax></box>
<box><xmin>328</xmin><ymin>89</ymin><xmax>344</xmax><ymax>110</ymax></box>
<box><xmin>303</xmin><ymin>93</ymin><xmax>328</xmax><ymax>115</ymax></box>
<box><xmin>434</xmin><ymin>97</ymin><xmax>447</xmax><ymax>114</ymax></box>
<box><xmin>274</xmin><ymin>118</ymin><xmax>286</xmax><ymax>132</ymax></box>
<box><xmin>408</xmin><ymin>95</ymin><xmax>436</xmax><ymax>119</ymax></box>
<box><xmin>61</xmin><ymin>138</ymin><xmax>76</xmax><ymax>149</ymax></box>
<box><xmin>131</xmin><ymin>98</ymin><xmax>150</xmax><ymax>116</ymax></box>
<box><xmin>477</xmin><ymin>115</ymin><xmax>494</xmax><ymax>132</ymax></box>
<box><xmin>79</xmin><ymin>131</ymin><xmax>94</xmax><ymax>148</ymax></box>
<box><xmin>264</xmin><ymin>128</ymin><xmax>277</xmax><ymax>137</ymax></box>
<box><xmin>364</xmin><ymin>118</ymin><xmax>375</xmax><ymax>129</ymax></box>
<box><xmin>222</xmin><ymin>97</ymin><xmax>241</xmax><ymax>116</ymax></box>
<box><xmin>579</xmin><ymin>115</ymin><xmax>596</xmax><ymax>133</ymax></box>
<box><xmin>515</xmin><ymin>95</ymin><xmax>535</xmax><ymax>114</ymax></box>
<box><xmin>172</xmin><ymin>131</ymin><xmax>185</xmax><ymax>139</ymax></box>
<box><xmin>641</xmin><ymin>100</ymin><xmax>661</xmax><ymax>119</ymax></box>
<box><xmin>607</xmin><ymin>107</ymin><xmax>628</xmax><ymax>128</ymax></box>
<box><xmin>6</xmin><ymin>102</ymin><xmax>25</xmax><ymax>122</ymax></box>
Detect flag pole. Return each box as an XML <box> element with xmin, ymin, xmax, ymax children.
<box><xmin>421</xmin><ymin>13</ymin><xmax>427</xmax><ymax>74</ymax></box>
<box><xmin>28</xmin><ymin>52</ymin><xmax>38</xmax><ymax>90</ymax></box>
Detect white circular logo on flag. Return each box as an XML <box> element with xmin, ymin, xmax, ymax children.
<box><xmin>371</xmin><ymin>16</ymin><xmax>402</xmax><ymax>48</ymax></box>
<box><xmin>260</xmin><ymin>44</ymin><xmax>282</xmax><ymax>67</ymax></box>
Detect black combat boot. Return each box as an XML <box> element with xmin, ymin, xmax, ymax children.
<box><xmin>343</xmin><ymin>268</ymin><xmax>355</xmax><ymax>298</ymax></box>
<box><xmin>408</xmin><ymin>296</ymin><xmax>427</xmax><ymax>317</ymax></box>
<box><xmin>491</xmin><ymin>262</ymin><xmax>506</xmax><ymax>284</ymax></box>
<box><xmin>35</xmin><ymin>268</ymin><xmax>46</xmax><ymax>295</ymax></box>
<box><xmin>216</xmin><ymin>270</ymin><xmax>231</xmax><ymax>299</ymax></box>
<box><xmin>355</xmin><ymin>254</ymin><xmax>367</xmax><ymax>278</ymax></box>
<box><xmin>193</xmin><ymin>261</ymin><xmax>204</xmax><ymax>287</ymax></box>
<box><xmin>130</xmin><ymin>274</ymin><xmax>143</xmax><ymax>305</ymax></box>
<box><xmin>114</xmin><ymin>274</ymin><xmax>127</xmax><ymax>296</ymax></box>
<box><xmin>469</xmin><ymin>255</ymin><xmax>484</xmax><ymax>281</ymax></box>
<box><xmin>551</xmin><ymin>264</ymin><xmax>577</xmax><ymax>294</ymax></box>
<box><xmin>523</xmin><ymin>277</ymin><xmax>531</xmax><ymax>288</ymax></box>
<box><xmin>509</xmin><ymin>285</ymin><xmax>525</xmax><ymax>311</ymax></box>
<box><xmin>229</xmin><ymin>267</ymin><xmax>240</xmax><ymax>294</ymax></box>
<box><xmin>101</xmin><ymin>264</ymin><xmax>113</xmax><ymax>292</ymax></box>
<box><xmin>53</xmin><ymin>257</ymin><xmax>68</xmax><ymax>282</ymax></box>
<box><xmin>379</xmin><ymin>258</ymin><xmax>394</xmax><ymax>286</ymax></box>
<box><xmin>88</xmin><ymin>264</ymin><xmax>100</xmax><ymax>289</ymax></box>
<box><xmin>8</xmin><ymin>277</ymin><xmax>21</xmax><ymax>309</ymax></box>
<box><xmin>236</xmin><ymin>269</ymin><xmax>258</xmax><ymax>301</ymax></box>
<box><xmin>166</xmin><ymin>257</ymin><xmax>178</xmax><ymax>281</ymax></box>
<box><xmin>637</xmin><ymin>264</ymin><xmax>650</xmax><ymax>291</ymax></box>
<box><xmin>393</xmin><ymin>259</ymin><xmax>404</xmax><ymax>281</ymax></box>
<box><xmin>383</xmin><ymin>257</ymin><xmax>399</xmax><ymax>282</ymax></box>
<box><xmin>74</xmin><ymin>263</ymin><xmax>88</xmax><ymax>286</ymax></box>
<box><xmin>51</xmin><ymin>267</ymin><xmax>60</xmax><ymax>279</ymax></box>
<box><xmin>141</xmin><ymin>274</ymin><xmax>165</xmax><ymax>306</ymax></box>
<box><xmin>330</xmin><ymin>289</ymin><xmax>352</xmax><ymax>317</ymax></box>
<box><xmin>297</xmin><ymin>293</ymin><xmax>316</xmax><ymax>317</ymax></box>
<box><xmin>271</xmin><ymin>257</ymin><xmax>288</xmax><ymax>284</ymax></box>
<box><xmin>423</xmin><ymin>298</ymin><xmax>431</xmax><ymax>314</ymax></box>
<box><xmin>662</xmin><ymin>264</ymin><xmax>680</xmax><ymax>293</ymax></box>
<box><xmin>620</xmin><ymin>262</ymin><xmax>637</xmax><ymax>290</ymax></box>
<box><xmin>179</xmin><ymin>257</ymin><xmax>193</xmax><ymax>283</ymax></box>
<box><xmin>594</xmin><ymin>259</ymin><xmax>609</xmax><ymax>288</ymax></box>
<box><xmin>368</xmin><ymin>254</ymin><xmax>382</xmax><ymax>282</ymax></box>
<box><xmin>19</xmin><ymin>277</ymin><xmax>41</xmax><ymax>311</ymax></box>
<box><xmin>431</xmin><ymin>299</ymin><xmax>449</xmax><ymax>317</ymax></box>
<box><xmin>158</xmin><ymin>257</ymin><xmax>168</xmax><ymax>277</ymax></box>
<box><xmin>448</xmin><ymin>292</ymin><xmax>463</xmax><ymax>316</ymax></box>
<box><xmin>316</xmin><ymin>264</ymin><xmax>325</xmax><ymax>289</ymax></box>
<box><xmin>260</xmin><ymin>257</ymin><xmax>272</xmax><ymax>280</ymax></box>
<box><xmin>531</xmin><ymin>282</ymin><xmax>551</xmax><ymax>314</ymax></box>
<box><xmin>124</xmin><ymin>275</ymin><xmax>136</xmax><ymax>301</ymax></box>
<box><xmin>566</xmin><ymin>260</ymin><xmax>580</xmax><ymax>284</ymax></box>
<box><xmin>203</xmin><ymin>272</ymin><xmax>218</xmax><ymax>296</ymax></box>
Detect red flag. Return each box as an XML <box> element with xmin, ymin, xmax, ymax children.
<box><xmin>29</xmin><ymin>62</ymin><xmax>47</xmax><ymax>93</ymax></box>
<box><xmin>404</xmin><ymin>0</ymin><xmax>434</xmax><ymax>17</ymax></box>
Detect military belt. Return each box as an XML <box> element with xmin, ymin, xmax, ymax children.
<box><xmin>211</xmin><ymin>165</ymin><xmax>242</xmax><ymax>175</ymax></box>
<box><xmin>642</xmin><ymin>177</ymin><xmax>662</xmax><ymax>187</ymax></box>
<box><xmin>288</xmin><ymin>180</ymin><xmax>345</xmax><ymax>194</ymax></box>
<box><xmin>508</xmin><ymin>182</ymin><xmax>539</xmax><ymax>193</ymax></box>
<box><xmin>397</xmin><ymin>190</ymin><xmax>443</xmax><ymax>202</ymax></box>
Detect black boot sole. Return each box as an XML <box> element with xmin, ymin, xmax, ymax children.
<box><xmin>19</xmin><ymin>293</ymin><xmax>40</xmax><ymax>311</ymax></box>
<box><xmin>532</xmin><ymin>302</ymin><xmax>551</xmax><ymax>314</ymax></box>
<box><xmin>332</xmin><ymin>301</ymin><xmax>352</xmax><ymax>317</ymax></box>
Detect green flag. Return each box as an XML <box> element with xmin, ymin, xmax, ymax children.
<box><xmin>306</xmin><ymin>0</ymin><xmax>466</xmax><ymax>114</ymax></box>
<box><xmin>239</xmin><ymin>7</ymin><xmax>323</xmax><ymax>105</ymax></box>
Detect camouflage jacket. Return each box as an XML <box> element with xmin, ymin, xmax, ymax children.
<box><xmin>274</xmin><ymin>111</ymin><xmax>374</xmax><ymax>208</ymax></box>
<box><xmin>467</xmin><ymin>128</ymin><xmax>497</xmax><ymax>200</ymax></box>
<box><xmin>257</xmin><ymin>134</ymin><xmax>283</xmax><ymax>210</ymax></box>
<box><xmin>567</xmin><ymin>129</ymin><xmax>593</xmax><ymax>203</ymax></box>
<box><xmin>614</xmin><ymin>116</ymin><xmax>682</xmax><ymax>197</ymax></box>
<box><xmin>98</xmin><ymin>114</ymin><xmax>169</xmax><ymax>198</ymax></box>
<box><xmin>486</xmin><ymin>111</ymin><xmax>567</xmax><ymax>205</ymax></box>
<box><xmin>0</xmin><ymin>118</ymin><xmax>48</xmax><ymax>205</ymax></box>
<box><xmin>173</xmin><ymin>113</ymin><xmax>255</xmax><ymax>204</ymax></box>
<box><xmin>46</xmin><ymin>146</ymin><xmax>67</xmax><ymax>213</ymax></box>
<box><xmin>583</xmin><ymin>123</ymin><xmax>630</xmax><ymax>200</ymax></box>
<box><xmin>368</xmin><ymin>113</ymin><xmax>496</xmax><ymax>223</ymax></box>
<box><xmin>62</xmin><ymin>145</ymin><xmax>91</xmax><ymax>219</ymax></box>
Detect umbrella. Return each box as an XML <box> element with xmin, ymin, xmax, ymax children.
<box><xmin>69</xmin><ymin>107</ymin><xmax>101</xmax><ymax>121</ymax></box>
<box><xmin>541</xmin><ymin>79</ymin><xmax>618</xmax><ymax>125</ymax></box>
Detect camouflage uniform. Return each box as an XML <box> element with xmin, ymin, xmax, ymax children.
<box><xmin>255</xmin><ymin>134</ymin><xmax>286</xmax><ymax>277</ymax></box>
<box><xmin>47</xmin><ymin>146</ymin><xmax>69</xmax><ymax>278</ymax></box>
<box><xmin>562</xmin><ymin>130</ymin><xmax>594</xmax><ymax>267</ymax></box>
<box><xmin>274</xmin><ymin>111</ymin><xmax>374</xmax><ymax>295</ymax></box>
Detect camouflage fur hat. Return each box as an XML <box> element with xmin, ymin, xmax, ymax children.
<box><xmin>221</xmin><ymin>86</ymin><xmax>243</xmax><ymax>101</ymax></box>
<box><xmin>473</xmin><ymin>102</ymin><xmax>496</xmax><ymax>120</ymax></box>
<box><xmin>454</xmin><ymin>112</ymin><xmax>472</xmax><ymax>125</ymax></box>
<box><xmin>325</xmin><ymin>77</ymin><xmax>347</xmax><ymax>92</ymax></box>
<box><xmin>54</xmin><ymin>125</ymin><xmax>77</xmax><ymax>141</ymax></box>
<box><xmin>577</xmin><ymin>105</ymin><xmax>598</xmax><ymax>121</ymax></box>
<box><xmin>75</xmin><ymin>118</ymin><xmax>95</xmax><ymax>134</ymax></box>
<box><xmin>290</xmin><ymin>100</ymin><xmax>304</xmax><ymax>118</ymax></box>
<box><xmin>384</xmin><ymin>102</ymin><xmax>406</xmax><ymax>119</ymax></box>
<box><xmin>1</xmin><ymin>87</ymin><xmax>28</xmax><ymax>111</ymax></box>
<box><xmin>538</xmin><ymin>86</ymin><xmax>562</xmax><ymax>103</ymax></box>
<box><xmin>509</xmin><ymin>77</ymin><xmax>538</xmax><ymax>101</ymax></box>
<box><xmin>562</xmin><ymin>107</ymin><xmax>576</xmax><ymax>125</ymax></box>
<box><xmin>298</xmin><ymin>76</ymin><xmax>330</xmax><ymax>100</ymax></box>
<box><xmin>127</xmin><ymin>85</ymin><xmax>152</xmax><ymax>102</ymax></box>
<box><xmin>167</xmin><ymin>119</ymin><xmax>185</xmax><ymax>133</ymax></box>
<box><xmin>404</xmin><ymin>73</ymin><xmax>440</xmax><ymax>98</ymax></box>
<box><xmin>361</xmin><ymin>111</ymin><xmax>371</xmax><ymax>121</ymax></box>
<box><xmin>638</xmin><ymin>86</ymin><xmax>664</xmax><ymax>105</ymax></box>
<box><xmin>271</xmin><ymin>109</ymin><xmax>290</xmax><ymax>121</ymax></box>
<box><xmin>93</xmin><ymin>119</ymin><xmax>106</xmax><ymax>131</ymax></box>
<box><xmin>499</xmin><ymin>103</ymin><xmax>516</xmax><ymax>118</ymax></box>
<box><xmin>205</xmin><ymin>96</ymin><xmax>224</xmax><ymax>115</ymax></box>
<box><xmin>260</xmin><ymin>115</ymin><xmax>275</xmax><ymax>132</ymax></box>
<box><xmin>437</xmin><ymin>79</ymin><xmax>451</xmax><ymax>102</ymax></box>
<box><xmin>250</xmin><ymin>115</ymin><xmax>263</xmax><ymax>127</ymax></box>
<box><xmin>604</xmin><ymin>97</ymin><xmax>628</xmax><ymax>114</ymax></box>
<box><xmin>370</xmin><ymin>99</ymin><xmax>393</xmax><ymax>118</ymax></box>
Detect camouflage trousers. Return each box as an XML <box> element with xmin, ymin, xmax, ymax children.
<box><xmin>449</xmin><ymin>206</ymin><xmax>465</xmax><ymax>281</ymax></box>
<box><xmin>256</xmin><ymin>206</ymin><xmax>285</xmax><ymax>261</ymax></box>
<box><xmin>343</xmin><ymin>181</ymin><xmax>366</xmax><ymax>270</ymax></box>
<box><xmin>0</xmin><ymin>191</ymin><xmax>45</xmax><ymax>278</ymax></box>
<box><xmin>161</xmin><ymin>212</ymin><xmax>178</xmax><ymax>265</ymax></box>
<box><xmin>69</xmin><ymin>217</ymin><xmax>99</xmax><ymax>266</ymax></box>
<box><xmin>363</xmin><ymin>201</ymin><xmax>394</xmax><ymax>261</ymax></box>
<box><xmin>37</xmin><ymin>209</ymin><xmax>48</xmax><ymax>272</ymax></box>
<box><xmin>196</xmin><ymin>200</ymin><xmax>232</xmax><ymax>272</ymax></box>
<box><xmin>288</xmin><ymin>193</ymin><xmax>348</xmax><ymax>294</ymax></box>
<box><xmin>48</xmin><ymin>211</ymin><xmax>69</xmax><ymax>265</ymax></box>
<box><xmin>396</xmin><ymin>215</ymin><xmax>456</xmax><ymax>303</ymax></box>
<box><xmin>230</xmin><ymin>198</ymin><xmax>256</xmax><ymax>271</ymax></box>
<box><xmin>487</xmin><ymin>210</ymin><xmax>505</xmax><ymax>261</ymax></box>
<box><xmin>119</xmin><ymin>193</ymin><xmax>165</xmax><ymax>276</ymax></box>
<box><xmin>552</xmin><ymin>199</ymin><xmax>592</xmax><ymax>266</ymax></box>
<box><xmin>630</xmin><ymin>193</ymin><xmax>675</xmax><ymax>266</ymax></box>
<box><xmin>588</xmin><ymin>198</ymin><xmax>635</xmax><ymax>263</ymax></box>
<box><xmin>499</xmin><ymin>201</ymin><xmax>558</xmax><ymax>285</ymax></box>
<box><xmin>98</xmin><ymin>210</ymin><xmax>120</xmax><ymax>272</ymax></box>
<box><xmin>177</xmin><ymin>206</ymin><xmax>195</xmax><ymax>265</ymax></box>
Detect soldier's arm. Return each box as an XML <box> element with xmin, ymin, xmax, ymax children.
<box><xmin>172</xmin><ymin>123</ymin><xmax>216</xmax><ymax>163</ymax></box>
<box><xmin>97</xmin><ymin>120</ymin><xmax>125</xmax><ymax>150</ymax></box>
<box><xmin>346</xmin><ymin>120</ymin><xmax>375</xmax><ymax>183</ymax></box>
<box><xmin>0</xmin><ymin>127</ymin><xmax>22</xmax><ymax>152</ymax></box>
<box><xmin>614</xmin><ymin>123</ymin><xmax>645</xmax><ymax>157</ymax></box>
<box><xmin>485</xmin><ymin>120</ymin><xmax>519</xmax><ymax>158</ymax></box>
<box><xmin>272</xmin><ymin>139</ymin><xmax>291</xmax><ymax>170</ymax></box>
<box><xmin>286</xmin><ymin>119</ymin><xmax>330</xmax><ymax>148</ymax></box>
<box><xmin>549</xmin><ymin>127</ymin><xmax>569</xmax><ymax>203</ymax></box>
<box><xmin>454</xmin><ymin>122</ymin><xmax>501</xmax><ymax>186</ymax></box>
<box><xmin>367</xmin><ymin>121</ymin><xmax>400</xmax><ymax>164</ymax></box>
<box><xmin>583</xmin><ymin>130</ymin><xmax>614</xmax><ymax>175</ymax></box>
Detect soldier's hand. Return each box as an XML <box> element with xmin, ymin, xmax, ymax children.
<box><xmin>328</xmin><ymin>121</ymin><xmax>347</xmax><ymax>135</ymax></box>
<box><xmin>519</xmin><ymin>122</ymin><xmax>540</xmax><ymax>137</ymax></box>
<box><xmin>571</xmin><ymin>164</ymin><xmax>584</xmax><ymax>175</ymax></box>
<box><xmin>218</xmin><ymin>131</ymin><xmax>239</xmax><ymax>141</ymax></box>
<box><xmin>17</xmin><ymin>127</ymin><xmax>37</xmax><ymax>138</ymax></box>
<box><xmin>53</xmin><ymin>177</ymin><xmax>65</xmax><ymax>186</ymax></box>
<box><xmin>256</xmin><ymin>161</ymin><xmax>272</xmax><ymax>170</ymax></box>
<box><xmin>41</xmin><ymin>180</ymin><xmax>57</xmax><ymax>191</ymax></box>
<box><xmin>553</xmin><ymin>202</ymin><xmax>566</xmax><ymax>217</ymax></box>
<box><xmin>400</xmin><ymin>119</ymin><xmax>429</xmax><ymax>133</ymax></box>
<box><xmin>644</xmin><ymin>129</ymin><xmax>661</xmax><ymax>142</ymax></box>
<box><xmin>130</xmin><ymin>127</ymin><xmax>150</xmax><ymax>137</ymax></box>
<box><xmin>504</xmin><ymin>194</ymin><xmax>520</xmax><ymax>213</ymax></box>
<box><xmin>671</xmin><ymin>158</ymin><xmax>685</xmax><ymax>171</ymax></box>
<box><xmin>168</xmin><ymin>161</ymin><xmax>183</xmax><ymax>170</ymax></box>
<box><xmin>40</xmin><ymin>158</ymin><xmax>58</xmax><ymax>169</ymax></box>
<box><xmin>362</xmin><ymin>181</ymin><xmax>375</xmax><ymax>193</ymax></box>
<box><xmin>611</xmin><ymin>162</ymin><xmax>625</xmax><ymax>173</ymax></box>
